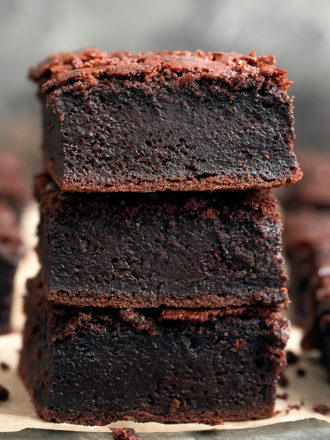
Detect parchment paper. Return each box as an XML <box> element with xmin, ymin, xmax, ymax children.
<box><xmin>0</xmin><ymin>204</ymin><xmax>328</xmax><ymax>433</ymax></box>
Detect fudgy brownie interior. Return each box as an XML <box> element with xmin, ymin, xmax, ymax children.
<box><xmin>36</xmin><ymin>174</ymin><xmax>287</xmax><ymax>308</ymax></box>
<box><xmin>30</xmin><ymin>49</ymin><xmax>301</xmax><ymax>192</ymax></box>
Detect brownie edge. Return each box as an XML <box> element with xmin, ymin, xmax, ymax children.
<box><xmin>19</xmin><ymin>275</ymin><xmax>289</xmax><ymax>426</ymax></box>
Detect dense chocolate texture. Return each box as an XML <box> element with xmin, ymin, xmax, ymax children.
<box><xmin>282</xmin><ymin>151</ymin><xmax>330</xmax><ymax>210</ymax></box>
<box><xmin>35</xmin><ymin>174</ymin><xmax>287</xmax><ymax>308</ymax></box>
<box><xmin>19</xmin><ymin>275</ymin><xmax>289</xmax><ymax>425</ymax></box>
<box><xmin>284</xmin><ymin>211</ymin><xmax>330</xmax><ymax>328</ymax></box>
<box><xmin>0</xmin><ymin>152</ymin><xmax>30</xmax><ymax>214</ymax></box>
<box><xmin>0</xmin><ymin>201</ymin><xmax>23</xmax><ymax>333</ymax></box>
<box><xmin>30</xmin><ymin>49</ymin><xmax>301</xmax><ymax>193</ymax></box>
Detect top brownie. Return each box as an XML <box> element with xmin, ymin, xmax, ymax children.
<box><xmin>30</xmin><ymin>48</ymin><xmax>301</xmax><ymax>193</ymax></box>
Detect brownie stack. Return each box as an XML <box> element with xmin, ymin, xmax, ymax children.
<box><xmin>20</xmin><ymin>49</ymin><xmax>301</xmax><ymax>425</ymax></box>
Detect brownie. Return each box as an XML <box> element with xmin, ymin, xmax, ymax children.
<box><xmin>302</xmin><ymin>295</ymin><xmax>330</xmax><ymax>380</ymax></box>
<box><xmin>0</xmin><ymin>151</ymin><xmax>30</xmax><ymax>215</ymax></box>
<box><xmin>19</xmin><ymin>275</ymin><xmax>289</xmax><ymax>425</ymax></box>
<box><xmin>0</xmin><ymin>200</ymin><xmax>24</xmax><ymax>333</ymax></box>
<box><xmin>30</xmin><ymin>48</ymin><xmax>301</xmax><ymax>193</ymax></box>
<box><xmin>35</xmin><ymin>174</ymin><xmax>287</xmax><ymax>308</ymax></box>
<box><xmin>284</xmin><ymin>210</ymin><xmax>330</xmax><ymax>327</ymax></box>
<box><xmin>282</xmin><ymin>151</ymin><xmax>330</xmax><ymax>210</ymax></box>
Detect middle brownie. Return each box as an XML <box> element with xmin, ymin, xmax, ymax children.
<box><xmin>36</xmin><ymin>174</ymin><xmax>287</xmax><ymax>308</ymax></box>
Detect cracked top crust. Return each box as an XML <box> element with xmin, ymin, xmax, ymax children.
<box><xmin>29</xmin><ymin>48</ymin><xmax>293</xmax><ymax>94</ymax></box>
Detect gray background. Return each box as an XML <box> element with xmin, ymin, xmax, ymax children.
<box><xmin>0</xmin><ymin>0</ymin><xmax>330</xmax><ymax>170</ymax></box>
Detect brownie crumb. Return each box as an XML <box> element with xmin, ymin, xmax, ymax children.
<box><xmin>278</xmin><ymin>372</ymin><xmax>289</xmax><ymax>388</ymax></box>
<box><xmin>286</xmin><ymin>350</ymin><xmax>299</xmax><ymax>365</ymax></box>
<box><xmin>169</xmin><ymin>399</ymin><xmax>180</xmax><ymax>413</ymax></box>
<box><xmin>0</xmin><ymin>385</ymin><xmax>9</xmax><ymax>401</ymax></box>
<box><xmin>121</xmin><ymin>416</ymin><xmax>136</xmax><ymax>422</ymax></box>
<box><xmin>289</xmin><ymin>404</ymin><xmax>301</xmax><ymax>410</ymax></box>
<box><xmin>111</xmin><ymin>428</ymin><xmax>141</xmax><ymax>440</ymax></box>
<box><xmin>313</xmin><ymin>404</ymin><xmax>330</xmax><ymax>415</ymax></box>
<box><xmin>276</xmin><ymin>392</ymin><xmax>289</xmax><ymax>400</ymax></box>
<box><xmin>0</xmin><ymin>362</ymin><xmax>9</xmax><ymax>371</ymax></box>
<box><xmin>285</xmin><ymin>404</ymin><xmax>301</xmax><ymax>415</ymax></box>
<box><xmin>296</xmin><ymin>368</ymin><xmax>306</xmax><ymax>377</ymax></box>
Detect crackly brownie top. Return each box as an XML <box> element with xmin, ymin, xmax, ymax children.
<box><xmin>29</xmin><ymin>48</ymin><xmax>292</xmax><ymax>94</ymax></box>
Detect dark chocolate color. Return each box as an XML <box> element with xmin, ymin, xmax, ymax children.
<box><xmin>0</xmin><ymin>201</ymin><xmax>23</xmax><ymax>333</ymax></box>
<box><xmin>30</xmin><ymin>49</ymin><xmax>301</xmax><ymax>193</ymax></box>
<box><xmin>111</xmin><ymin>428</ymin><xmax>141</xmax><ymax>440</ymax></box>
<box><xmin>19</xmin><ymin>275</ymin><xmax>289</xmax><ymax>425</ymax></box>
<box><xmin>0</xmin><ymin>384</ymin><xmax>9</xmax><ymax>402</ymax></box>
<box><xmin>35</xmin><ymin>174</ymin><xmax>287</xmax><ymax>308</ymax></box>
<box><xmin>284</xmin><ymin>211</ymin><xmax>330</xmax><ymax>328</ymax></box>
<box><xmin>302</xmin><ymin>290</ymin><xmax>330</xmax><ymax>380</ymax></box>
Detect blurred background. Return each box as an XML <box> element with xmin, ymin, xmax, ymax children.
<box><xmin>0</xmin><ymin>0</ymin><xmax>329</xmax><ymax>173</ymax></box>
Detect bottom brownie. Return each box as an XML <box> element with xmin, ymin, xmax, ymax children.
<box><xmin>19</xmin><ymin>275</ymin><xmax>289</xmax><ymax>426</ymax></box>
<box><xmin>0</xmin><ymin>201</ymin><xmax>23</xmax><ymax>333</ymax></box>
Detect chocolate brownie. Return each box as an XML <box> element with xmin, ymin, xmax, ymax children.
<box><xmin>0</xmin><ymin>201</ymin><xmax>24</xmax><ymax>333</ymax></box>
<box><xmin>19</xmin><ymin>275</ymin><xmax>289</xmax><ymax>425</ymax></box>
<box><xmin>30</xmin><ymin>48</ymin><xmax>301</xmax><ymax>193</ymax></box>
<box><xmin>0</xmin><ymin>151</ymin><xmax>30</xmax><ymax>214</ymax></box>
<box><xmin>35</xmin><ymin>174</ymin><xmax>287</xmax><ymax>308</ymax></box>
<box><xmin>302</xmin><ymin>295</ymin><xmax>330</xmax><ymax>380</ymax></box>
<box><xmin>284</xmin><ymin>210</ymin><xmax>330</xmax><ymax>327</ymax></box>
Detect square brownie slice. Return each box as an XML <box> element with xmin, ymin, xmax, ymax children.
<box><xmin>35</xmin><ymin>174</ymin><xmax>287</xmax><ymax>308</ymax></box>
<box><xmin>30</xmin><ymin>49</ymin><xmax>301</xmax><ymax>193</ymax></box>
<box><xmin>0</xmin><ymin>200</ymin><xmax>24</xmax><ymax>333</ymax></box>
<box><xmin>19</xmin><ymin>275</ymin><xmax>289</xmax><ymax>425</ymax></box>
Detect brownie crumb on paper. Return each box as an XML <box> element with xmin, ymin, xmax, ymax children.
<box><xmin>313</xmin><ymin>404</ymin><xmax>330</xmax><ymax>416</ymax></box>
<box><xmin>296</xmin><ymin>368</ymin><xmax>306</xmax><ymax>377</ymax></box>
<box><xmin>0</xmin><ymin>384</ymin><xmax>9</xmax><ymax>401</ymax></box>
<box><xmin>111</xmin><ymin>428</ymin><xmax>141</xmax><ymax>440</ymax></box>
<box><xmin>286</xmin><ymin>350</ymin><xmax>299</xmax><ymax>365</ymax></box>
<box><xmin>0</xmin><ymin>362</ymin><xmax>9</xmax><ymax>371</ymax></box>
